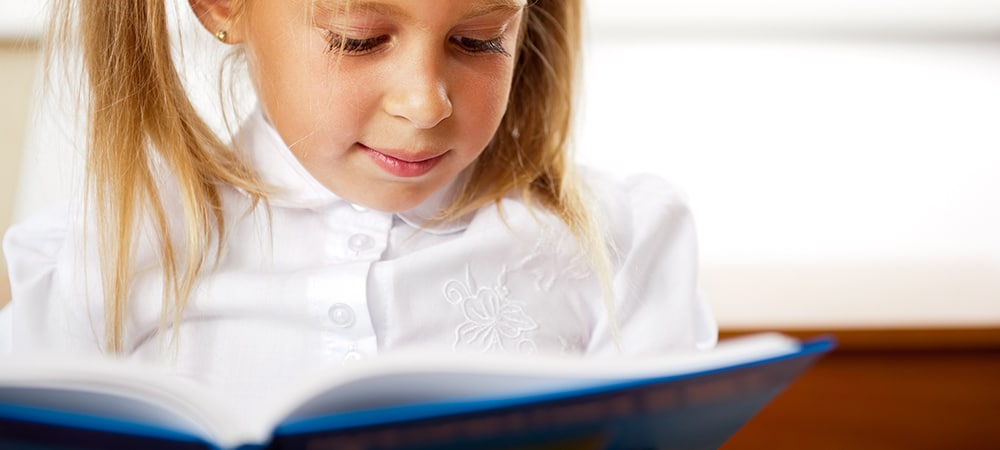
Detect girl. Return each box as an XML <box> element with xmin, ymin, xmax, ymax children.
<box><xmin>1</xmin><ymin>0</ymin><xmax>716</xmax><ymax>402</ymax></box>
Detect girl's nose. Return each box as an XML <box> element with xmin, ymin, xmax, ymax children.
<box><xmin>383</xmin><ymin>53</ymin><xmax>453</xmax><ymax>129</ymax></box>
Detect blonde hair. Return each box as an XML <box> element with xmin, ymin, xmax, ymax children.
<box><xmin>51</xmin><ymin>0</ymin><xmax>615</xmax><ymax>354</ymax></box>
<box><xmin>50</xmin><ymin>0</ymin><xmax>267</xmax><ymax>353</ymax></box>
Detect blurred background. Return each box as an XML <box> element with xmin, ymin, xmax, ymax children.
<box><xmin>577</xmin><ymin>0</ymin><xmax>1000</xmax><ymax>330</ymax></box>
<box><xmin>1</xmin><ymin>1</ymin><xmax>998</xmax><ymax>448</ymax></box>
<box><xmin>0</xmin><ymin>1</ymin><xmax>44</xmax><ymax>305</ymax></box>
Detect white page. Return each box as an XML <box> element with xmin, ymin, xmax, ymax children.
<box><xmin>265</xmin><ymin>333</ymin><xmax>800</xmax><ymax>426</ymax></box>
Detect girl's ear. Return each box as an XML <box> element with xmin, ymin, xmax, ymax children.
<box><xmin>188</xmin><ymin>0</ymin><xmax>245</xmax><ymax>44</ymax></box>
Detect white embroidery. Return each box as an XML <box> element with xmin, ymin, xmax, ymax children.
<box><xmin>444</xmin><ymin>265</ymin><xmax>539</xmax><ymax>354</ymax></box>
<box><xmin>558</xmin><ymin>336</ymin><xmax>586</xmax><ymax>355</ymax></box>
<box><xmin>513</xmin><ymin>234</ymin><xmax>591</xmax><ymax>292</ymax></box>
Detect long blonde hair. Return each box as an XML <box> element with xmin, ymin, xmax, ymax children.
<box><xmin>51</xmin><ymin>0</ymin><xmax>614</xmax><ymax>354</ymax></box>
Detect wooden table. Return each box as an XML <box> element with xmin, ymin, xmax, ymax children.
<box><xmin>721</xmin><ymin>328</ymin><xmax>1000</xmax><ymax>450</ymax></box>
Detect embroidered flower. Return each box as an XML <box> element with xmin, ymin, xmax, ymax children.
<box><xmin>557</xmin><ymin>336</ymin><xmax>586</xmax><ymax>355</ymax></box>
<box><xmin>514</xmin><ymin>235</ymin><xmax>591</xmax><ymax>292</ymax></box>
<box><xmin>444</xmin><ymin>266</ymin><xmax>539</xmax><ymax>353</ymax></box>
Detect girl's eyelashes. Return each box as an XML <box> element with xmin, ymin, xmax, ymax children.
<box><xmin>323</xmin><ymin>32</ymin><xmax>390</xmax><ymax>55</ymax></box>
<box><xmin>449</xmin><ymin>35</ymin><xmax>510</xmax><ymax>57</ymax></box>
<box><xmin>322</xmin><ymin>30</ymin><xmax>509</xmax><ymax>57</ymax></box>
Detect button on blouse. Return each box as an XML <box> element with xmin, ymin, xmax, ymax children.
<box><xmin>328</xmin><ymin>303</ymin><xmax>355</xmax><ymax>328</ymax></box>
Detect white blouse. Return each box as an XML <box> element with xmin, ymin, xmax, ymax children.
<box><xmin>1</xmin><ymin>110</ymin><xmax>716</xmax><ymax>403</ymax></box>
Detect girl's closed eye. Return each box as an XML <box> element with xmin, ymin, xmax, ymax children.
<box><xmin>450</xmin><ymin>35</ymin><xmax>509</xmax><ymax>56</ymax></box>
<box><xmin>323</xmin><ymin>32</ymin><xmax>390</xmax><ymax>55</ymax></box>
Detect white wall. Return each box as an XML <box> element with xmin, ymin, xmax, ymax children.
<box><xmin>585</xmin><ymin>0</ymin><xmax>1000</xmax><ymax>36</ymax></box>
<box><xmin>0</xmin><ymin>2</ymin><xmax>45</xmax><ymax>41</ymax></box>
<box><xmin>579</xmin><ymin>0</ymin><xmax>1000</xmax><ymax>328</ymax></box>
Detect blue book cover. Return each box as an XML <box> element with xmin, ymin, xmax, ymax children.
<box><xmin>0</xmin><ymin>333</ymin><xmax>834</xmax><ymax>450</ymax></box>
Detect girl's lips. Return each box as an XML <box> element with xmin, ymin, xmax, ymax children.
<box><xmin>361</xmin><ymin>145</ymin><xmax>447</xmax><ymax>178</ymax></box>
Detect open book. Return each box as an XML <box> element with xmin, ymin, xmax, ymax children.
<box><xmin>0</xmin><ymin>333</ymin><xmax>833</xmax><ymax>450</ymax></box>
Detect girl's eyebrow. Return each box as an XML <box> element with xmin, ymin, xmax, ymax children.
<box><xmin>464</xmin><ymin>0</ymin><xmax>526</xmax><ymax>18</ymax></box>
<box><xmin>314</xmin><ymin>0</ymin><xmax>406</xmax><ymax>19</ymax></box>
<box><xmin>314</xmin><ymin>0</ymin><xmax>525</xmax><ymax>20</ymax></box>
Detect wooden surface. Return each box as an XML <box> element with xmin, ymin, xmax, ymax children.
<box><xmin>721</xmin><ymin>328</ymin><xmax>1000</xmax><ymax>450</ymax></box>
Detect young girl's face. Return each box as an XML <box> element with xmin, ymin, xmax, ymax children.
<box><xmin>240</xmin><ymin>0</ymin><xmax>526</xmax><ymax>212</ymax></box>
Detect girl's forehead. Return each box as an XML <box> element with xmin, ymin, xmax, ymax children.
<box><xmin>311</xmin><ymin>0</ymin><xmax>526</xmax><ymax>19</ymax></box>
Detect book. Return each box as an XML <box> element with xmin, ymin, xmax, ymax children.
<box><xmin>0</xmin><ymin>333</ymin><xmax>833</xmax><ymax>450</ymax></box>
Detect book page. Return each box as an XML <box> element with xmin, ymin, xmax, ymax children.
<box><xmin>263</xmin><ymin>333</ymin><xmax>801</xmax><ymax>428</ymax></box>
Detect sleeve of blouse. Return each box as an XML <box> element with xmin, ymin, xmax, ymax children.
<box><xmin>586</xmin><ymin>172</ymin><xmax>718</xmax><ymax>356</ymax></box>
<box><xmin>2</xmin><ymin>203</ymin><xmax>103</xmax><ymax>356</ymax></box>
